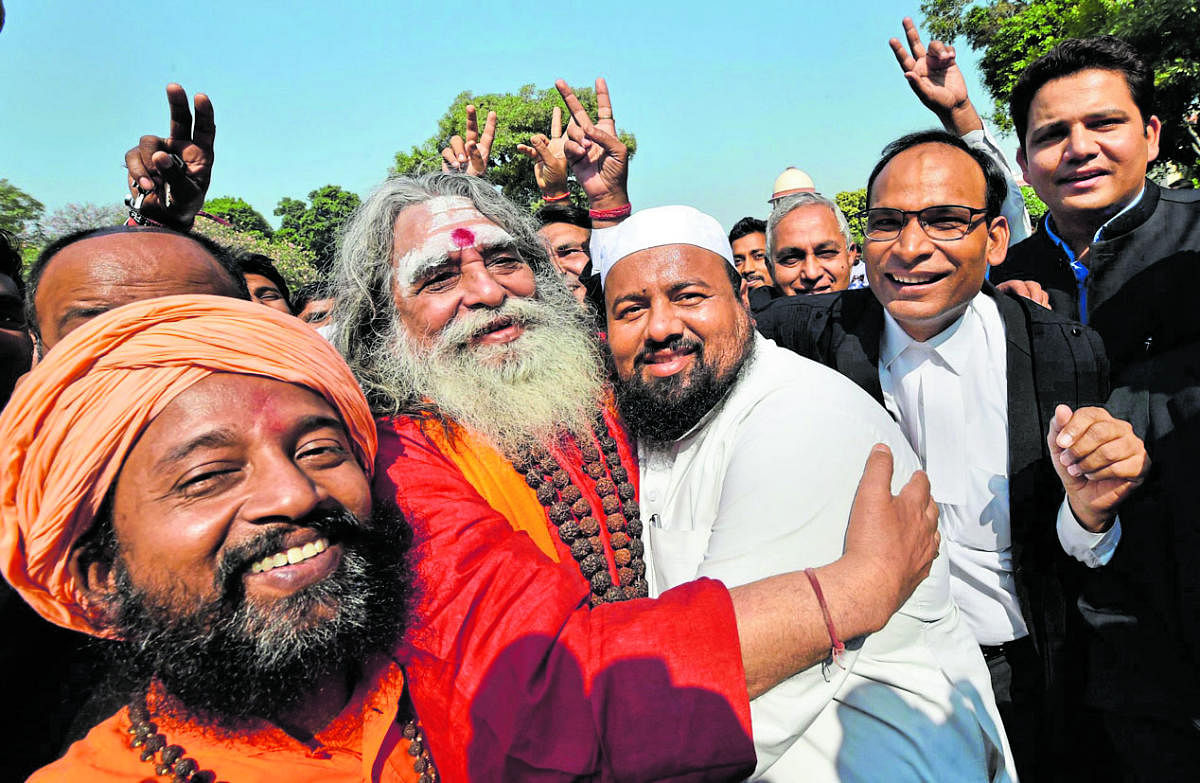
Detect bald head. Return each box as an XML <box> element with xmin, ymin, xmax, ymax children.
<box><xmin>33</xmin><ymin>229</ymin><xmax>246</xmax><ymax>350</ymax></box>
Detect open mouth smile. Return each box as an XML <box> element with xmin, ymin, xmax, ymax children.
<box><xmin>472</xmin><ymin>316</ymin><xmax>525</xmax><ymax>346</ymax></box>
<box><xmin>885</xmin><ymin>271</ymin><xmax>950</xmax><ymax>288</ymax></box>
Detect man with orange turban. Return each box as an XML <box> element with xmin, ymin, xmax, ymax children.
<box><xmin>3</xmin><ymin>294</ymin><xmax>944</xmax><ymax>781</ymax></box>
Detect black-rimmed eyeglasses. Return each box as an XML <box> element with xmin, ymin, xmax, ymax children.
<box><xmin>858</xmin><ymin>205</ymin><xmax>990</xmax><ymax>241</ymax></box>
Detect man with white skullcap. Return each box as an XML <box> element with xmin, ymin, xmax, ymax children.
<box><xmin>595</xmin><ymin>204</ymin><xmax>1016</xmax><ymax>782</ymax></box>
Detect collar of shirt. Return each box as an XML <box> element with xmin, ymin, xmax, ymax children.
<box><xmin>1043</xmin><ymin>185</ymin><xmax>1147</xmax><ymax>263</ymax></box>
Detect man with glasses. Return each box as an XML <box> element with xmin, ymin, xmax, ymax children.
<box><xmin>756</xmin><ymin>129</ymin><xmax>1149</xmax><ymax>781</ymax></box>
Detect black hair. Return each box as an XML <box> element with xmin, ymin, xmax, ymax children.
<box><xmin>292</xmin><ymin>279</ymin><xmax>332</xmax><ymax>315</ymax></box>
<box><xmin>0</xmin><ymin>229</ymin><xmax>24</xmax><ymax>299</ymax></box>
<box><xmin>234</xmin><ymin>251</ymin><xmax>292</xmax><ymax>311</ymax></box>
<box><xmin>1010</xmin><ymin>36</ymin><xmax>1154</xmax><ymax>148</ymax></box>
<box><xmin>728</xmin><ymin>217</ymin><xmax>766</xmax><ymax>244</ymax></box>
<box><xmin>534</xmin><ymin>203</ymin><xmax>592</xmax><ymax>230</ymax></box>
<box><xmin>25</xmin><ymin>226</ymin><xmax>249</xmax><ymax>338</ymax></box>
<box><xmin>866</xmin><ymin>130</ymin><xmax>1009</xmax><ymax>220</ymax></box>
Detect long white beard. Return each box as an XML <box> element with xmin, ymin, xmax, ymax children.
<box><xmin>375</xmin><ymin>295</ymin><xmax>606</xmax><ymax>457</ymax></box>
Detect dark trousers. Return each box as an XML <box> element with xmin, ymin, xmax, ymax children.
<box><xmin>982</xmin><ymin>636</ymin><xmax>1044</xmax><ymax>781</ymax></box>
<box><xmin>1101</xmin><ymin>711</ymin><xmax>1200</xmax><ymax>782</ymax></box>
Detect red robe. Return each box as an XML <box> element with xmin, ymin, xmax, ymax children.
<box><xmin>379</xmin><ymin>415</ymin><xmax>756</xmax><ymax>781</ymax></box>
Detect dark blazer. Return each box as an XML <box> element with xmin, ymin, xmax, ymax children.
<box><xmin>755</xmin><ymin>285</ymin><xmax>1110</xmax><ymax>732</ymax></box>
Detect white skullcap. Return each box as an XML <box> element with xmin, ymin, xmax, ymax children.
<box><xmin>770</xmin><ymin>167</ymin><xmax>816</xmax><ymax>202</ymax></box>
<box><xmin>591</xmin><ymin>205</ymin><xmax>735</xmax><ymax>286</ymax></box>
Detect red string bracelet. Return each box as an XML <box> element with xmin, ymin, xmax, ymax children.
<box><xmin>589</xmin><ymin>203</ymin><xmax>632</xmax><ymax>220</ymax></box>
<box><xmin>542</xmin><ymin>192</ymin><xmax>570</xmax><ymax>203</ymax></box>
<box><xmin>804</xmin><ymin>568</ymin><xmax>846</xmax><ymax>673</ymax></box>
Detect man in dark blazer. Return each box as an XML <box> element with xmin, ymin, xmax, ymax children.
<box><xmin>757</xmin><ymin>129</ymin><xmax>1149</xmax><ymax>781</ymax></box>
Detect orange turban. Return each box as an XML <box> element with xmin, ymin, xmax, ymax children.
<box><xmin>0</xmin><ymin>295</ymin><xmax>377</xmax><ymax>637</ymax></box>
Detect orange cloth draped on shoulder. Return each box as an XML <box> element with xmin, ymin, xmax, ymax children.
<box><xmin>32</xmin><ymin>654</ymin><xmax>423</xmax><ymax>783</ymax></box>
<box><xmin>0</xmin><ymin>294</ymin><xmax>377</xmax><ymax>638</ymax></box>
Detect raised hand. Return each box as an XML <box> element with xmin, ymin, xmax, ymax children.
<box><xmin>555</xmin><ymin>77</ymin><xmax>629</xmax><ymax>220</ymax></box>
<box><xmin>889</xmin><ymin>17</ymin><xmax>982</xmax><ymax>134</ymax></box>
<box><xmin>1049</xmin><ymin>405</ymin><xmax>1150</xmax><ymax>532</ymax></box>
<box><xmin>441</xmin><ymin>104</ymin><xmax>497</xmax><ymax>178</ymax></box>
<box><xmin>123</xmin><ymin>83</ymin><xmax>215</xmax><ymax>231</ymax></box>
<box><xmin>516</xmin><ymin>106</ymin><xmax>571</xmax><ymax>200</ymax></box>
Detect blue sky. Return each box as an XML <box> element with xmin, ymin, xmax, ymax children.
<box><xmin>0</xmin><ymin>0</ymin><xmax>1016</xmax><ymax>231</ymax></box>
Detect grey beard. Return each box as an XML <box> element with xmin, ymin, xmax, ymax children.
<box><xmin>370</xmin><ymin>291</ymin><xmax>608</xmax><ymax>458</ymax></box>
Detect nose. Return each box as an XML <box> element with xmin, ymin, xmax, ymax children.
<box><xmin>460</xmin><ymin>254</ymin><xmax>507</xmax><ymax>310</ymax></box>
<box><xmin>800</xmin><ymin>257</ymin><xmax>823</xmax><ymax>285</ymax></box>
<box><xmin>645</xmin><ymin>300</ymin><xmax>684</xmax><ymax>345</ymax></box>
<box><xmin>1063</xmin><ymin>124</ymin><xmax>1099</xmax><ymax>161</ymax></box>
<box><xmin>240</xmin><ymin>452</ymin><xmax>326</xmax><ymax>525</ymax></box>
<box><xmin>893</xmin><ymin>214</ymin><xmax>934</xmax><ymax>263</ymax></box>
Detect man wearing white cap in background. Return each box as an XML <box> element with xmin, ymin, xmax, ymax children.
<box><xmin>592</xmin><ymin>203</ymin><xmax>1015</xmax><ymax>781</ymax></box>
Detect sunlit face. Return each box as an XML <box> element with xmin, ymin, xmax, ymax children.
<box><xmin>35</xmin><ymin>232</ymin><xmax>244</xmax><ymax>350</ymax></box>
<box><xmin>865</xmin><ymin>143</ymin><xmax>1009</xmax><ymax>342</ymax></box>
<box><xmin>390</xmin><ymin>197</ymin><xmax>537</xmax><ymax>350</ymax></box>
<box><xmin>538</xmin><ymin>221</ymin><xmax>592</xmax><ymax>278</ymax></box>
<box><xmin>244</xmin><ymin>274</ymin><xmax>292</xmax><ymax>314</ymax></box>
<box><xmin>769</xmin><ymin>205</ymin><xmax>854</xmax><ymax>295</ymax></box>
<box><xmin>106</xmin><ymin>374</ymin><xmax>372</xmax><ymax>619</ymax></box>
<box><xmin>1017</xmin><ymin>68</ymin><xmax>1160</xmax><ymax>230</ymax></box>
<box><xmin>730</xmin><ymin>232</ymin><xmax>774</xmax><ymax>289</ymax></box>
<box><xmin>298</xmin><ymin>297</ymin><xmax>336</xmax><ymax>328</ymax></box>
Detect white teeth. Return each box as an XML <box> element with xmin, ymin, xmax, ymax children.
<box><xmin>892</xmin><ymin>274</ymin><xmax>936</xmax><ymax>284</ymax></box>
<box><xmin>250</xmin><ymin>538</ymin><xmax>330</xmax><ymax>574</ymax></box>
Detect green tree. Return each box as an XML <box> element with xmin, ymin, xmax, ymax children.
<box><xmin>0</xmin><ymin>178</ymin><xmax>44</xmax><ymax>237</ymax></box>
<box><xmin>1021</xmin><ymin>185</ymin><xmax>1049</xmax><ymax>222</ymax></box>
<box><xmin>202</xmin><ymin>196</ymin><xmax>274</xmax><ymax>237</ymax></box>
<box><xmin>36</xmin><ymin>202</ymin><xmax>127</xmax><ymax>242</ymax></box>
<box><xmin>273</xmin><ymin>186</ymin><xmax>360</xmax><ymax>271</ymax></box>
<box><xmin>392</xmin><ymin>84</ymin><xmax>638</xmax><ymax>210</ymax></box>
<box><xmin>835</xmin><ymin>188</ymin><xmax>867</xmax><ymax>245</ymax></box>
<box><xmin>192</xmin><ymin>220</ymin><xmax>319</xmax><ymax>291</ymax></box>
<box><xmin>921</xmin><ymin>0</ymin><xmax>1200</xmax><ymax>180</ymax></box>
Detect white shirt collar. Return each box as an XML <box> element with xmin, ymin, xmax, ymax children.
<box><xmin>880</xmin><ymin>295</ymin><xmax>983</xmax><ymax>377</ymax></box>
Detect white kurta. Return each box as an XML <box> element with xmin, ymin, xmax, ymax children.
<box><xmin>639</xmin><ymin>334</ymin><xmax>1015</xmax><ymax>782</ymax></box>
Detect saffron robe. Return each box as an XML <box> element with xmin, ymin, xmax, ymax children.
<box><xmin>377</xmin><ymin>415</ymin><xmax>756</xmax><ymax>781</ymax></box>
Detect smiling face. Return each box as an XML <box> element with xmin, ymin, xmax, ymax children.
<box><xmin>1017</xmin><ymin>68</ymin><xmax>1160</xmax><ymax>237</ymax></box>
<box><xmin>606</xmin><ymin>245</ymin><xmax>753</xmax><ymax>442</ymax></box>
<box><xmin>391</xmin><ymin>197</ymin><xmax>537</xmax><ymax>353</ymax></box>
<box><xmin>769</xmin><ymin>205</ymin><xmax>854</xmax><ymax>295</ymax></box>
<box><xmin>866</xmin><ymin>143</ymin><xmax>1009</xmax><ymax>342</ymax></box>
<box><xmin>244</xmin><ymin>273</ymin><xmax>292</xmax><ymax>314</ymax></box>
<box><xmin>730</xmin><ymin>231</ymin><xmax>774</xmax><ymax>289</ymax></box>
<box><xmin>538</xmin><ymin>221</ymin><xmax>592</xmax><ymax>278</ymax></box>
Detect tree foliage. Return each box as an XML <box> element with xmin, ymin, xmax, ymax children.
<box><xmin>0</xmin><ymin>178</ymin><xmax>44</xmax><ymax>237</ymax></box>
<box><xmin>921</xmin><ymin>0</ymin><xmax>1200</xmax><ymax>181</ymax></box>
<box><xmin>835</xmin><ymin>188</ymin><xmax>867</xmax><ymax>245</ymax></box>
<box><xmin>273</xmin><ymin>185</ymin><xmax>360</xmax><ymax>272</ymax></box>
<box><xmin>202</xmin><ymin>196</ymin><xmax>274</xmax><ymax>237</ymax></box>
<box><xmin>392</xmin><ymin>84</ymin><xmax>638</xmax><ymax>210</ymax></box>
<box><xmin>1021</xmin><ymin>185</ymin><xmax>1049</xmax><ymax>221</ymax></box>
<box><xmin>35</xmin><ymin>202</ymin><xmax>127</xmax><ymax>243</ymax></box>
<box><xmin>193</xmin><ymin>219</ymin><xmax>319</xmax><ymax>290</ymax></box>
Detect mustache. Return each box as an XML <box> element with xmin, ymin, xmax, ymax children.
<box><xmin>436</xmin><ymin>297</ymin><xmax>551</xmax><ymax>349</ymax></box>
<box><xmin>633</xmin><ymin>335</ymin><xmax>703</xmax><ymax>369</ymax></box>
<box><xmin>214</xmin><ymin>506</ymin><xmax>365</xmax><ymax>591</ymax></box>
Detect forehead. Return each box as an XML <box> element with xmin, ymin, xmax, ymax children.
<box><xmin>244</xmin><ymin>273</ymin><xmax>282</xmax><ymax>291</ymax></box>
<box><xmin>39</xmin><ymin>233</ymin><xmax>235</xmax><ymax>304</ymax></box>
<box><xmin>1029</xmin><ymin>68</ymin><xmax>1140</xmax><ymax>122</ymax></box>
<box><xmin>607</xmin><ymin>244</ymin><xmax>731</xmax><ymax>293</ymax></box>
<box><xmin>538</xmin><ymin>221</ymin><xmax>590</xmax><ymax>245</ymax></box>
<box><xmin>731</xmin><ymin>232</ymin><xmax>766</xmax><ymax>251</ymax></box>
<box><xmin>392</xmin><ymin>197</ymin><xmax>497</xmax><ymax>254</ymax></box>
<box><xmin>127</xmin><ymin>374</ymin><xmax>342</xmax><ymax>466</ymax></box>
<box><xmin>776</xmin><ymin>204</ymin><xmax>844</xmax><ymax>244</ymax></box>
<box><xmin>871</xmin><ymin>144</ymin><xmax>985</xmax><ymax>208</ymax></box>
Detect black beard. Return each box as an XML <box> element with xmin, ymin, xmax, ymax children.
<box><xmin>614</xmin><ymin>330</ymin><xmax>754</xmax><ymax>445</ymax></box>
<box><xmin>104</xmin><ymin>503</ymin><xmax>414</xmax><ymax>731</ymax></box>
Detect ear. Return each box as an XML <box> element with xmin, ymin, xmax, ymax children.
<box><xmin>1016</xmin><ymin>146</ymin><xmax>1029</xmax><ymax>182</ymax></box>
<box><xmin>68</xmin><ymin>542</ymin><xmax>120</xmax><ymax>621</ymax></box>
<box><xmin>1144</xmin><ymin>115</ymin><xmax>1162</xmax><ymax>165</ymax></box>
<box><xmin>738</xmin><ymin>278</ymin><xmax>751</xmax><ymax>311</ymax></box>
<box><xmin>985</xmin><ymin>215</ymin><xmax>1011</xmax><ymax>267</ymax></box>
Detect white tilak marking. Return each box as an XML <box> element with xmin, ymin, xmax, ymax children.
<box><xmin>396</xmin><ymin>221</ymin><xmax>517</xmax><ymax>289</ymax></box>
<box><xmin>424</xmin><ymin>196</ymin><xmax>477</xmax><ymax>230</ymax></box>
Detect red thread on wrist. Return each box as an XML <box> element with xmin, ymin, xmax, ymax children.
<box><xmin>589</xmin><ymin>203</ymin><xmax>632</xmax><ymax>220</ymax></box>
<box><xmin>542</xmin><ymin>192</ymin><xmax>570</xmax><ymax>203</ymax></box>
<box><xmin>804</xmin><ymin>568</ymin><xmax>846</xmax><ymax>670</ymax></box>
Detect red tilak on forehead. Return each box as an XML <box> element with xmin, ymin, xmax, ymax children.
<box><xmin>451</xmin><ymin>228</ymin><xmax>475</xmax><ymax>248</ymax></box>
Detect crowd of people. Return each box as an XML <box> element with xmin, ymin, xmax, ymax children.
<box><xmin>0</xmin><ymin>16</ymin><xmax>1196</xmax><ymax>783</ymax></box>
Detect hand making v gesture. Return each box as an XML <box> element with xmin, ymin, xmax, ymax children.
<box><xmin>554</xmin><ymin>77</ymin><xmax>629</xmax><ymax>223</ymax></box>
<box><xmin>516</xmin><ymin>106</ymin><xmax>571</xmax><ymax>201</ymax></box>
<box><xmin>123</xmin><ymin>83</ymin><xmax>215</xmax><ymax>231</ymax></box>
<box><xmin>889</xmin><ymin>17</ymin><xmax>982</xmax><ymax>134</ymax></box>
<box><xmin>441</xmin><ymin>104</ymin><xmax>497</xmax><ymax>177</ymax></box>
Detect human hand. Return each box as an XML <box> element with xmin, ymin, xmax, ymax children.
<box><xmin>1049</xmin><ymin>405</ymin><xmax>1150</xmax><ymax>532</ymax></box>
<box><xmin>996</xmin><ymin>279</ymin><xmax>1051</xmax><ymax>308</ymax></box>
<box><xmin>842</xmin><ymin>444</ymin><xmax>940</xmax><ymax>631</ymax></box>
<box><xmin>516</xmin><ymin>106</ymin><xmax>571</xmax><ymax>200</ymax></box>
<box><xmin>889</xmin><ymin>17</ymin><xmax>981</xmax><ymax>134</ymax></box>
<box><xmin>555</xmin><ymin>77</ymin><xmax>629</xmax><ymax>220</ymax></box>
<box><xmin>441</xmin><ymin>104</ymin><xmax>497</xmax><ymax>177</ymax></box>
<box><xmin>123</xmin><ymin>83</ymin><xmax>215</xmax><ymax>231</ymax></box>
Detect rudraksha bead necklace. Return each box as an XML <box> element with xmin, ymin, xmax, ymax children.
<box><xmin>514</xmin><ymin>417</ymin><xmax>649</xmax><ymax>605</ymax></box>
<box><xmin>125</xmin><ymin>693</ymin><xmax>439</xmax><ymax>781</ymax></box>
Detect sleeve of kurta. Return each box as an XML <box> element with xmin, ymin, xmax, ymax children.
<box><xmin>962</xmin><ymin>126</ymin><xmax>1033</xmax><ymax>246</ymax></box>
<box><xmin>690</xmin><ymin>381</ymin><xmax>924</xmax><ymax>779</ymax></box>
<box><xmin>376</xmin><ymin>419</ymin><xmax>756</xmax><ymax>783</ymax></box>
